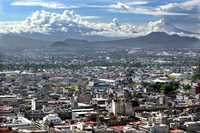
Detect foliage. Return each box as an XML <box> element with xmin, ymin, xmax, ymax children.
<box><xmin>143</xmin><ymin>81</ymin><xmax>179</xmax><ymax>94</ymax></box>
<box><xmin>163</xmin><ymin>82</ymin><xmax>179</xmax><ymax>94</ymax></box>
<box><xmin>192</xmin><ymin>74</ymin><xmax>200</xmax><ymax>81</ymax></box>
<box><xmin>182</xmin><ymin>84</ymin><xmax>192</xmax><ymax>91</ymax></box>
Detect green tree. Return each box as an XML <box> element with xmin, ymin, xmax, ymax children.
<box><xmin>192</xmin><ymin>60</ymin><xmax>200</xmax><ymax>81</ymax></box>
<box><xmin>182</xmin><ymin>84</ymin><xmax>191</xmax><ymax>91</ymax></box>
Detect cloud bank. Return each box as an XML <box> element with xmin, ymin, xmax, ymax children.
<box><xmin>0</xmin><ymin>1</ymin><xmax>199</xmax><ymax>40</ymax></box>
<box><xmin>108</xmin><ymin>0</ymin><xmax>200</xmax><ymax>36</ymax></box>
<box><xmin>159</xmin><ymin>0</ymin><xmax>200</xmax><ymax>34</ymax></box>
<box><xmin>0</xmin><ymin>10</ymin><xmax>139</xmax><ymax>38</ymax></box>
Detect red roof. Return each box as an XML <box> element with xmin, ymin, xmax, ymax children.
<box><xmin>0</xmin><ymin>128</ymin><xmax>13</xmax><ymax>133</ymax></box>
<box><xmin>170</xmin><ymin>129</ymin><xmax>184</xmax><ymax>133</ymax></box>
<box><xmin>112</xmin><ymin>126</ymin><xmax>125</xmax><ymax>131</ymax></box>
<box><xmin>84</xmin><ymin>121</ymin><xmax>96</xmax><ymax>125</ymax></box>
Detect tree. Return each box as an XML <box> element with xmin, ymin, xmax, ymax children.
<box><xmin>192</xmin><ymin>74</ymin><xmax>200</xmax><ymax>81</ymax></box>
<box><xmin>182</xmin><ymin>84</ymin><xmax>191</xmax><ymax>91</ymax></box>
<box><xmin>192</xmin><ymin>59</ymin><xmax>200</xmax><ymax>81</ymax></box>
<box><xmin>163</xmin><ymin>82</ymin><xmax>179</xmax><ymax>94</ymax></box>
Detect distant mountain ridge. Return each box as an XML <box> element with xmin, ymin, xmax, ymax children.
<box><xmin>0</xmin><ymin>32</ymin><xmax>200</xmax><ymax>50</ymax></box>
<box><xmin>52</xmin><ymin>39</ymin><xmax>89</xmax><ymax>47</ymax></box>
<box><xmin>0</xmin><ymin>34</ymin><xmax>50</xmax><ymax>49</ymax></box>
<box><xmin>52</xmin><ymin>32</ymin><xmax>200</xmax><ymax>48</ymax></box>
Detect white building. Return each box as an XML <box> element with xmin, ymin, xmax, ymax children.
<box><xmin>91</xmin><ymin>97</ymin><xmax>108</xmax><ymax>108</ymax></box>
<box><xmin>42</xmin><ymin>114</ymin><xmax>62</xmax><ymax>125</ymax></box>
<box><xmin>31</xmin><ymin>98</ymin><xmax>36</xmax><ymax>111</ymax></box>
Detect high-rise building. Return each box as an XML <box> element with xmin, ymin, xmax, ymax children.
<box><xmin>31</xmin><ymin>98</ymin><xmax>36</xmax><ymax>111</ymax></box>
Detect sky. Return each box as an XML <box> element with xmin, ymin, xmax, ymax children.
<box><xmin>0</xmin><ymin>0</ymin><xmax>199</xmax><ymax>40</ymax></box>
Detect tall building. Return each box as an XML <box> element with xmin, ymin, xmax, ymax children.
<box><xmin>31</xmin><ymin>98</ymin><xmax>36</xmax><ymax>111</ymax></box>
<box><xmin>111</xmin><ymin>98</ymin><xmax>125</xmax><ymax>115</ymax></box>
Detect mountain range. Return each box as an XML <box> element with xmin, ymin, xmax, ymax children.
<box><xmin>0</xmin><ymin>34</ymin><xmax>50</xmax><ymax>49</ymax></box>
<box><xmin>52</xmin><ymin>32</ymin><xmax>200</xmax><ymax>48</ymax></box>
<box><xmin>0</xmin><ymin>32</ymin><xmax>200</xmax><ymax>50</ymax></box>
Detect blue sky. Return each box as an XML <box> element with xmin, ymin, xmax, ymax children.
<box><xmin>0</xmin><ymin>0</ymin><xmax>161</xmax><ymax>22</ymax></box>
<box><xmin>0</xmin><ymin>0</ymin><xmax>189</xmax><ymax>22</ymax></box>
<box><xmin>0</xmin><ymin>0</ymin><xmax>199</xmax><ymax>39</ymax></box>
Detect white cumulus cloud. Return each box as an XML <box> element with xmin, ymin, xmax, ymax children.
<box><xmin>0</xmin><ymin>9</ymin><xmax>199</xmax><ymax>39</ymax></box>
<box><xmin>0</xmin><ymin>10</ymin><xmax>139</xmax><ymax>38</ymax></box>
<box><xmin>109</xmin><ymin>2</ymin><xmax>188</xmax><ymax>16</ymax></box>
<box><xmin>108</xmin><ymin>0</ymin><xmax>200</xmax><ymax>37</ymax></box>
<box><xmin>159</xmin><ymin>0</ymin><xmax>200</xmax><ymax>34</ymax></box>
